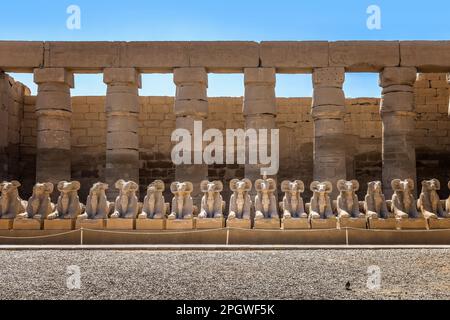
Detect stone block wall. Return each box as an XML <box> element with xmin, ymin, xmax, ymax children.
<box><xmin>0</xmin><ymin>72</ymin><xmax>28</xmax><ymax>181</ymax></box>
<box><xmin>10</xmin><ymin>73</ymin><xmax>450</xmax><ymax>201</ymax></box>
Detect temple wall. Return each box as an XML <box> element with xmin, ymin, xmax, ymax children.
<box><xmin>0</xmin><ymin>72</ymin><xmax>28</xmax><ymax>181</ymax></box>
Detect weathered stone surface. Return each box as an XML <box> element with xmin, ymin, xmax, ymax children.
<box><xmin>44</xmin><ymin>219</ymin><xmax>75</xmax><ymax>230</ymax></box>
<box><xmin>329</xmin><ymin>41</ymin><xmax>400</xmax><ymax>71</ymax></box>
<box><xmin>282</xmin><ymin>218</ymin><xmax>310</xmax><ymax>230</ymax></box>
<box><xmin>45</xmin><ymin>42</ymin><xmax>120</xmax><ymax>71</ymax></box>
<box><xmin>368</xmin><ymin>218</ymin><xmax>398</xmax><ymax>230</ymax></box>
<box><xmin>397</xmin><ymin>218</ymin><xmax>428</xmax><ymax>230</ymax></box>
<box><xmin>76</xmin><ymin>219</ymin><xmax>106</xmax><ymax>230</ymax></box>
<box><xmin>0</xmin><ymin>41</ymin><xmax>44</xmax><ymax>72</ymax></box>
<box><xmin>400</xmin><ymin>41</ymin><xmax>450</xmax><ymax>72</ymax></box>
<box><xmin>260</xmin><ymin>41</ymin><xmax>329</xmax><ymax>72</ymax></box>
<box><xmin>174</xmin><ymin>100</ymin><xmax>208</xmax><ymax>117</ymax></box>
<box><xmin>253</xmin><ymin>219</ymin><xmax>281</xmax><ymax>230</ymax></box>
<box><xmin>0</xmin><ymin>219</ymin><xmax>13</xmax><ymax>230</ymax></box>
<box><xmin>379</xmin><ymin>67</ymin><xmax>417</xmax><ymax>88</ymax></box>
<box><xmin>189</xmin><ymin>41</ymin><xmax>259</xmax><ymax>72</ymax></box>
<box><xmin>13</xmin><ymin>218</ymin><xmax>43</xmax><ymax>230</ymax></box>
<box><xmin>34</xmin><ymin>68</ymin><xmax>74</xmax><ymax>87</ymax></box>
<box><xmin>120</xmin><ymin>42</ymin><xmax>190</xmax><ymax>71</ymax></box>
<box><xmin>226</xmin><ymin>219</ymin><xmax>251</xmax><ymax>229</ymax></box>
<box><xmin>195</xmin><ymin>218</ymin><xmax>224</xmax><ymax>229</ymax></box>
<box><xmin>106</xmin><ymin>219</ymin><xmax>135</xmax><ymax>230</ymax></box>
<box><xmin>339</xmin><ymin>217</ymin><xmax>367</xmax><ymax>229</ymax></box>
<box><xmin>310</xmin><ymin>218</ymin><xmax>337</xmax><ymax>229</ymax></box>
<box><xmin>312</xmin><ymin>67</ymin><xmax>345</xmax><ymax>88</ymax></box>
<box><xmin>136</xmin><ymin>219</ymin><xmax>165</xmax><ymax>230</ymax></box>
<box><xmin>166</xmin><ymin>219</ymin><xmax>194</xmax><ymax>230</ymax></box>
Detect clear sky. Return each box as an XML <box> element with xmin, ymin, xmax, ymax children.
<box><xmin>2</xmin><ymin>0</ymin><xmax>449</xmax><ymax>97</ymax></box>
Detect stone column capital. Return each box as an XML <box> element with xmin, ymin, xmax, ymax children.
<box><xmin>312</xmin><ymin>67</ymin><xmax>345</xmax><ymax>88</ymax></box>
<box><xmin>103</xmin><ymin>68</ymin><xmax>142</xmax><ymax>88</ymax></box>
<box><xmin>33</xmin><ymin>68</ymin><xmax>74</xmax><ymax>88</ymax></box>
<box><xmin>174</xmin><ymin>67</ymin><xmax>208</xmax><ymax>87</ymax></box>
<box><xmin>379</xmin><ymin>67</ymin><xmax>417</xmax><ymax>88</ymax></box>
<box><xmin>244</xmin><ymin>68</ymin><xmax>276</xmax><ymax>86</ymax></box>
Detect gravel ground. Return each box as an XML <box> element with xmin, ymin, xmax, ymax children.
<box><xmin>0</xmin><ymin>249</ymin><xmax>448</xmax><ymax>300</ymax></box>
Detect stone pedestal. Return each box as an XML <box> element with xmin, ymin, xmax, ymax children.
<box><xmin>226</xmin><ymin>219</ymin><xmax>252</xmax><ymax>229</ymax></box>
<box><xmin>253</xmin><ymin>219</ymin><xmax>281</xmax><ymax>230</ymax></box>
<box><xmin>243</xmin><ymin>68</ymin><xmax>277</xmax><ymax>184</ymax></box>
<box><xmin>103</xmin><ymin>68</ymin><xmax>141</xmax><ymax>199</ymax></box>
<box><xmin>136</xmin><ymin>219</ymin><xmax>165</xmax><ymax>230</ymax></box>
<box><xmin>310</xmin><ymin>218</ymin><xmax>338</xmax><ymax>230</ymax></box>
<box><xmin>173</xmin><ymin>68</ymin><xmax>209</xmax><ymax>205</ymax></box>
<box><xmin>339</xmin><ymin>217</ymin><xmax>367</xmax><ymax>229</ymax></box>
<box><xmin>13</xmin><ymin>218</ymin><xmax>43</xmax><ymax>230</ymax></box>
<box><xmin>397</xmin><ymin>218</ymin><xmax>428</xmax><ymax>230</ymax></box>
<box><xmin>282</xmin><ymin>218</ymin><xmax>310</xmax><ymax>230</ymax></box>
<box><xmin>166</xmin><ymin>219</ymin><xmax>194</xmax><ymax>230</ymax></box>
<box><xmin>379</xmin><ymin>67</ymin><xmax>417</xmax><ymax>198</ymax></box>
<box><xmin>195</xmin><ymin>218</ymin><xmax>224</xmax><ymax>229</ymax></box>
<box><xmin>368</xmin><ymin>218</ymin><xmax>398</xmax><ymax>230</ymax></box>
<box><xmin>106</xmin><ymin>219</ymin><xmax>135</xmax><ymax>230</ymax></box>
<box><xmin>44</xmin><ymin>219</ymin><xmax>75</xmax><ymax>230</ymax></box>
<box><xmin>34</xmin><ymin>68</ymin><xmax>74</xmax><ymax>190</ymax></box>
<box><xmin>428</xmin><ymin>218</ymin><xmax>450</xmax><ymax>230</ymax></box>
<box><xmin>76</xmin><ymin>219</ymin><xmax>106</xmax><ymax>230</ymax></box>
<box><xmin>312</xmin><ymin>68</ymin><xmax>346</xmax><ymax>198</ymax></box>
<box><xmin>0</xmin><ymin>219</ymin><xmax>13</xmax><ymax>230</ymax></box>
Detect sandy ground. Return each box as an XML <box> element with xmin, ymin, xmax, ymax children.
<box><xmin>0</xmin><ymin>249</ymin><xmax>448</xmax><ymax>300</ymax></box>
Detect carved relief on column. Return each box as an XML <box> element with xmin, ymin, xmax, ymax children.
<box><xmin>173</xmin><ymin>67</ymin><xmax>208</xmax><ymax>204</ymax></box>
<box><xmin>311</xmin><ymin>67</ymin><xmax>346</xmax><ymax>197</ymax></box>
<box><xmin>379</xmin><ymin>67</ymin><xmax>417</xmax><ymax>198</ymax></box>
<box><xmin>33</xmin><ymin>68</ymin><xmax>74</xmax><ymax>189</ymax></box>
<box><xmin>103</xmin><ymin>68</ymin><xmax>141</xmax><ymax>199</ymax></box>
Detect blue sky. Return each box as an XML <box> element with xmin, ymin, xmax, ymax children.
<box><xmin>2</xmin><ymin>0</ymin><xmax>449</xmax><ymax>97</ymax></box>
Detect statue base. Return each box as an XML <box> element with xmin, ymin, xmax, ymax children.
<box><xmin>339</xmin><ymin>217</ymin><xmax>367</xmax><ymax>229</ymax></box>
<box><xmin>166</xmin><ymin>219</ymin><xmax>194</xmax><ymax>230</ymax></box>
<box><xmin>253</xmin><ymin>219</ymin><xmax>281</xmax><ymax>230</ymax></box>
<box><xmin>428</xmin><ymin>218</ymin><xmax>450</xmax><ymax>229</ymax></box>
<box><xmin>13</xmin><ymin>218</ymin><xmax>42</xmax><ymax>230</ymax></box>
<box><xmin>368</xmin><ymin>218</ymin><xmax>398</xmax><ymax>230</ymax></box>
<box><xmin>44</xmin><ymin>219</ymin><xmax>75</xmax><ymax>230</ymax></box>
<box><xmin>310</xmin><ymin>218</ymin><xmax>337</xmax><ymax>229</ymax></box>
<box><xmin>136</xmin><ymin>219</ymin><xmax>165</xmax><ymax>230</ymax></box>
<box><xmin>397</xmin><ymin>218</ymin><xmax>428</xmax><ymax>230</ymax></box>
<box><xmin>282</xmin><ymin>218</ymin><xmax>310</xmax><ymax>230</ymax></box>
<box><xmin>76</xmin><ymin>219</ymin><xmax>106</xmax><ymax>230</ymax></box>
<box><xmin>106</xmin><ymin>219</ymin><xmax>135</xmax><ymax>230</ymax></box>
<box><xmin>195</xmin><ymin>218</ymin><xmax>224</xmax><ymax>229</ymax></box>
<box><xmin>0</xmin><ymin>219</ymin><xmax>14</xmax><ymax>230</ymax></box>
<box><xmin>226</xmin><ymin>219</ymin><xmax>251</xmax><ymax>229</ymax></box>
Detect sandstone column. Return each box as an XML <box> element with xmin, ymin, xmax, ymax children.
<box><xmin>312</xmin><ymin>67</ymin><xmax>346</xmax><ymax>198</ymax></box>
<box><xmin>173</xmin><ymin>67</ymin><xmax>208</xmax><ymax>204</ymax></box>
<box><xmin>379</xmin><ymin>67</ymin><xmax>417</xmax><ymax>198</ymax></box>
<box><xmin>243</xmin><ymin>68</ymin><xmax>277</xmax><ymax>186</ymax></box>
<box><xmin>103</xmin><ymin>68</ymin><xmax>141</xmax><ymax>199</ymax></box>
<box><xmin>34</xmin><ymin>68</ymin><xmax>74</xmax><ymax>188</ymax></box>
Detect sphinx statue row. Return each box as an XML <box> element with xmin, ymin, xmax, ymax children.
<box><xmin>1</xmin><ymin>177</ymin><xmax>450</xmax><ymax>224</ymax></box>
